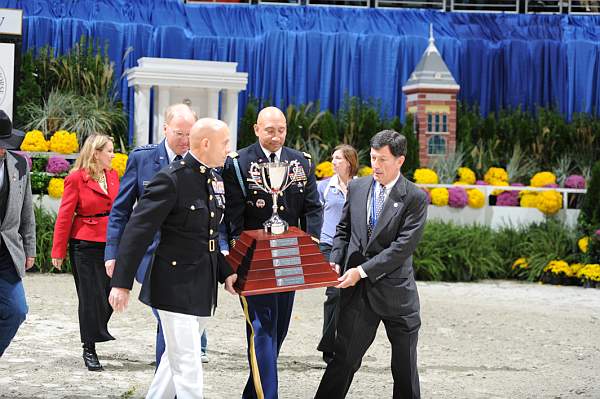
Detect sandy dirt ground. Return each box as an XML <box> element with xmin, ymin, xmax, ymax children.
<box><xmin>1</xmin><ymin>274</ymin><xmax>599</xmax><ymax>398</ymax></box>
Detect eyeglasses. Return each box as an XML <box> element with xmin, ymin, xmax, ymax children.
<box><xmin>166</xmin><ymin>125</ymin><xmax>190</xmax><ymax>139</ymax></box>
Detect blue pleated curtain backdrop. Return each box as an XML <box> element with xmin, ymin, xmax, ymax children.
<box><xmin>3</xmin><ymin>0</ymin><xmax>600</xmax><ymax>143</ymax></box>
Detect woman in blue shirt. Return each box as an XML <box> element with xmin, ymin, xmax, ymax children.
<box><xmin>316</xmin><ymin>144</ymin><xmax>358</xmax><ymax>364</ymax></box>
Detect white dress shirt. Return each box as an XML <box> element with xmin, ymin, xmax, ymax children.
<box><xmin>357</xmin><ymin>172</ymin><xmax>402</xmax><ymax>279</ymax></box>
<box><xmin>259</xmin><ymin>145</ymin><xmax>283</xmax><ymax>162</ymax></box>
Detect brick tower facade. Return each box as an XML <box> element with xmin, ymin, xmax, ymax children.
<box><xmin>402</xmin><ymin>27</ymin><xmax>460</xmax><ymax>167</ymax></box>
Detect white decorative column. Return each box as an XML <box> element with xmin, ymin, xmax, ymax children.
<box><xmin>206</xmin><ymin>89</ymin><xmax>220</xmax><ymax>119</ymax></box>
<box><xmin>127</xmin><ymin>58</ymin><xmax>248</xmax><ymax>146</ymax></box>
<box><xmin>133</xmin><ymin>84</ymin><xmax>151</xmax><ymax>146</ymax></box>
<box><xmin>155</xmin><ymin>86</ymin><xmax>171</xmax><ymax>143</ymax></box>
<box><xmin>222</xmin><ymin>89</ymin><xmax>240</xmax><ymax>150</ymax></box>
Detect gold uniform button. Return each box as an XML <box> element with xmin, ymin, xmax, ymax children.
<box><xmin>207</xmin><ymin>179</ymin><xmax>212</xmax><ymax>184</ymax></box>
<box><xmin>253</xmin><ymin>191</ymin><xmax>258</xmax><ymax>195</ymax></box>
<box><xmin>171</xmin><ymin>261</ymin><xmax>177</xmax><ymax>266</ymax></box>
<box><xmin>210</xmin><ymin>211</ymin><xmax>215</xmax><ymax>217</ymax></box>
<box><xmin>279</xmin><ymin>206</ymin><xmax>285</xmax><ymax>211</ymax></box>
<box><xmin>190</xmin><ymin>205</ymin><xmax>195</xmax><ymax>210</ymax></box>
<box><xmin>209</xmin><ymin>195</ymin><xmax>213</xmax><ymax>200</ymax></box>
<box><xmin>210</xmin><ymin>229</ymin><xmax>214</xmax><ymax>235</ymax></box>
<box><xmin>180</xmin><ymin>161</ymin><xmax>185</xmax><ymax>165</ymax></box>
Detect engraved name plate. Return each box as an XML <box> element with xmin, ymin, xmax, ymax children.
<box><xmin>270</xmin><ymin>237</ymin><xmax>298</xmax><ymax>248</ymax></box>
<box><xmin>275</xmin><ymin>267</ymin><xmax>303</xmax><ymax>278</ymax></box>
<box><xmin>276</xmin><ymin>275</ymin><xmax>305</xmax><ymax>287</ymax></box>
<box><xmin>271</xmin><ymin>247</ymin><xmax>300</xmax><ymax>258</ymax></box>
<box><xmin>273</xmin><ymin>256</ymin><xmax>302</xmax><ymax>267</ymax></box>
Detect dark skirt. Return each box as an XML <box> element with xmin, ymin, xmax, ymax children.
<box><xmin>69</xmin><ymin>239</ymin><xmax>114</xmax><ymax>343</ymax></box>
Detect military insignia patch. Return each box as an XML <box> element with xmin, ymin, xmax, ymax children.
<box><xmin>212</xmin><ymin>180</ymin><xmax>225</xmax><ymax>194</ymax></box>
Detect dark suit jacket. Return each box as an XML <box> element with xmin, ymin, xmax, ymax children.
<box><xmin>105</xmin><ymin>140</ymin><xmax>170</xmax><ymax>283</ymax></box>
<box><xmin>111</xmin><ymin>153</ymin><xmax>234</xmax><ymax>317</ymax></box>
<box><xmin>222</xmin><ymin>142</ymin><xmax>322</xmax><ymax>238</ymax></box>
<box><xmin>330</xmin><ymin>174</ymin><xmax>427</xmax><ymax>326</ymax></box>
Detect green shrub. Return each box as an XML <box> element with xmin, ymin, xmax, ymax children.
<box><xmin>414</xmin><ymin>221</ymin><xmax>503</xmax><ymax>281</ymax></box>
<box><xmin>33</xmin><ymin>201</ymin><xmax>71</xmax><ymax>273</ymax></box>
<box><xmin>517</xmin><ymin>219</ymin><xmax>577</xmax><ymax>281</ymax></box>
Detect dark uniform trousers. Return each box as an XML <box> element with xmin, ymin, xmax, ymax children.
<box><xmin>223</xmin><ymin>143</ymin><xmax>322</xmax><ymax>399</ymax></box>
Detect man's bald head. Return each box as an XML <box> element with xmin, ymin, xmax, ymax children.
<box><xmin>254</xmin><ymin>106</ymin><xmax>287</xmax><ymax>153</ymax></box>
<box><xmin>190</xmin><ymin>118</ymin><xmax>231</xmax><ymax>168</ymax></box>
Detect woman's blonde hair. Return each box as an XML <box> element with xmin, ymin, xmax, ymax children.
<box><xmin>71</xmin><ymin>134</ymin><xmax>113</xmax><ymax>179</ymax></box>
<box><xmin>333</xmin><ymin>144</ymin><xmax>359</xmax><ymax>177</ymax></box>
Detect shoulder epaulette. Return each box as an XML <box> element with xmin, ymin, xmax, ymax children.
<box><xmin>228</xmin><ymin>151</ymin><xmax>239</xmax><ymax>159</ymax></box>
<box><xmin>132</xmin><ymin>143</ymin><xmax>158</xmax><ymax>152</ymax></box>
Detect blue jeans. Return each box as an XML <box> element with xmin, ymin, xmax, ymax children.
<box><xmin>152</xmin><ymin>308</ymin><xmax>208</xmax><ymax>367</ymax></box>
<box><xmin>0</xmin><ymin>276</ymin><xmax>28</xmax><ymax>357</ymax></box>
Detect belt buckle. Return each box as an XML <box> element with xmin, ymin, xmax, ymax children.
<box><xmin>209</xmin><ymin>239</ymin><xmax>215</xmax><ymax>252</ymax></box>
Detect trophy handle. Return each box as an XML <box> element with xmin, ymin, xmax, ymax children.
<box><xmin>280</xmin><ymin>160</ymin><xmax>301</xmax><ymax>192</ymax></box>
<box><xmin>249</xmin><ymin>162</ymin><xmax>271</xmax><ymax>194</ymax></box>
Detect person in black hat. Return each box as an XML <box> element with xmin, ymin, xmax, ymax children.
<box><xmin>0</xmin><ymin>110</ymin><xmax>36</xmax><ymax>357</ymax></box>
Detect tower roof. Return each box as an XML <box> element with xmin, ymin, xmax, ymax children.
<box><xmin>403</xmin><ymin>25</ymin><xmax>459</xmax><ymax>93</ymax></box>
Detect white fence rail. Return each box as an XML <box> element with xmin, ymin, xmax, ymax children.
<box><xmin>416</xmin><ymin>184</ymin><xmax>586</xmax><ymax>229</ymax></box>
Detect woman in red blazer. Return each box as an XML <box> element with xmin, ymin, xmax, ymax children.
<box><xmin>51</xmin><ymin>134</ymin><xmax>119</xmax><ymax>371</ymax></box>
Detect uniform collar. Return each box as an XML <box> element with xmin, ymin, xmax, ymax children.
<box><xmin>259</xmin><ymin>144</ymin><xmax>283</xmax><ymax>162</ymax></box>
<box><xmin>165</xmin><ymin>140</ymin><xmax>186</xmax><ymax>163</ymax></box>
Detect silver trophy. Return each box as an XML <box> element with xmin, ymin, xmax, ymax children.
<box><xmin>249</xmin><ymin>160</ymin><xmax>301</xmax><ymax>235</ymax></box>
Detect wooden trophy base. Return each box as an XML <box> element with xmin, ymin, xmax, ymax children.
<box><xmin>226</xmin><ymin>226</ymin><xmax>339</xmax><ymax>296</ymax></box>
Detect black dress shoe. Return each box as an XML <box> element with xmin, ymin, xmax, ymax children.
<box><xmin>82</xmin><ymin>343</ymin><xmax>103</xmax><ymax>371</ymax></box>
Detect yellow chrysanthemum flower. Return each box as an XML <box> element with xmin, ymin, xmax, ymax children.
<box><xmin>430</xmin><ymin>187</ymin><xmax>449</xmax><ymax>206</ymax></box>
<box><xmin>358</xmin><ymin>166</ymin><xmax>373</xmax><ymax>177</ymax></box>
<box><xmin>530</xmin><ymin>171</ymin><xmax>557</xmax><ymax>188</ymax></box>
<box><xmin>484</xmin><ymin>167</ymin><xmax>509</xmax><ymax>185</ymax></box>
<box><xmin>413</xmin><ymin>168</ymin><xmax>438</xmax><ymax>185</ymax></box>
<box><xmin>466</xmin><ymin>188</ymin><xmax>485</xmax><ymax>208</ymax></box>
<box><xmin>577</xmin><ymin>264</ymin><xmax>600</xmax><ymax>282</ymax></box>
<box><xmin>111</xmin><ymin>153</ymin><xmax>128</xmax><ymax>178</ymax></box>
<box><xmin>520</xmin><ymin>191</ymin><xmax>538</xmax><ymax>208</ymax></box>
<box><xmin>20</xmin><ymin>130</ymin><xmax>50</xmax><ymax>152</ymax></box>
<box><xmin>49</xmin><ymin>130</ymin><xmax>79</xmax><ymax>154</ymax></box>
<box><xmin>512</xmin><ymin>258</ymin><xmax>528</xmax><ymax>270</ymax></box>
<box><xmin>543</xmin><ymin>260</ymin><xmax>572</xmax><ymax>277</ymax></box>
<box><xmin>578</xmin><ymin>237</ymin><xmax>590</xmax><ymax>253</ymax></box>
<box><xmin>47</xmin><ymin>177</ymin><xmax>65</xmax><ymax>198</ymax></box>
<box><xmin>457</xmin><ymin>167</ymin><xmax>476</xmax><ymax>185</ymax></box>
<box><xmin>315</xmin><ymin>161</ymin><xmax>334</xmax><ymax>179</ymax></box>
<box><xmin>536</xmin><ymin>190</ymin><xmax>562</xmax><ymax>215</ymax></box>
<box><xmin>570</xmin><ymin>263</ymin><xmax>585</xmax><ymax>275</ymax></box>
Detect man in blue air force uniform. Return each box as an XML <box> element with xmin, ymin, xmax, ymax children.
<box><xmin>104</xmin><ymin>103</ymin><xmax>209</xmax><ymax>365</ymax></box>
<box><xmin>222</xmin><ymin>106</ymin><xmax>322</xmax><ymax>399</ymax></box>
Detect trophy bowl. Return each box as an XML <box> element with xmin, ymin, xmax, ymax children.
<box><xmin>249</xmin><ymin>160</ymin><xmax>300</xmax><ymax>235</ymax></box>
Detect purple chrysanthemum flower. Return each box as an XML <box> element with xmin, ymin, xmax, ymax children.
<box><xmin>564</xmin><ymin>175</ymin><xmax>586</xmax><ymax>189</ymax></box>
<box><xmin>448</xmin><ymin>187</ymin><xmax>468</xmax><ymax>208</ymax></box>
<box><xmin>496</xmin><ymin>190</ymin><xmax>519</xmax><ymax>206</ymax></box>
<box><xmin>46</xmin><ymin>156</ymin><xmax>71</xmax><ymax>174</ymax></box>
